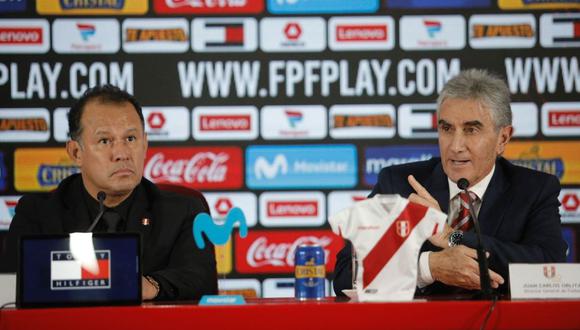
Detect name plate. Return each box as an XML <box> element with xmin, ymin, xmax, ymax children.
<box><xmin>199</xmin><ymin>295</ymin><xmax>246</xmax><ymax>306</ymax></box>
<box><xmin>509</xmin><ymin>263</ymin><xmax>580</xmax><ymax>299</ymax></box>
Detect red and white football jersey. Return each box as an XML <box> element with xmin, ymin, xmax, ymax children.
<box><xmin>329</xmin><ymin>194</ymin><xmax>446</xmax><ymax>301</ymax></box>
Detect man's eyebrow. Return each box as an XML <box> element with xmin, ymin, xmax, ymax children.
<box><xmin>464</xmin><ymin>120</ymin><xmax>483</xmax><ymax>127</ymax></box>
<box><xmin>438</xmin><ymin>119</ymin><xmax>450</xmax><ymax>126</ymax></box>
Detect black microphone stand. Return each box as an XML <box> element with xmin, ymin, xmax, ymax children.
<box><xmin>458</xmin><ymin>179</ymin><xmax>493</xmax><ymax>300</ymax></box>
<box><xmin>87</xmin><ymin>191</ymin><xmax>106</xmax><ymax>232</ymax></box>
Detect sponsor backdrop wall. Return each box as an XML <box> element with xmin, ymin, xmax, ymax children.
<box><xmin>0</xmin><ymin>0</ymin><xmax>579</xmax><ymax>298</ymax></box>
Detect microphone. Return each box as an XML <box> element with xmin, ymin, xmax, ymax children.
<box><xmin>457</xmin><ymin>178</ymin><xmax>493</xmax><ymax>299</ymax></box>
<box><xmin>87</xmin><ymin>191</ymin><xmax>106</xmax><ymax>232</ymax></box>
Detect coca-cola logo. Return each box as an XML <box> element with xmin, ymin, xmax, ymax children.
<box><xmin>246</xmin><ymin>236</ymin><xmax>331</xmax><ymax>268</ymax></box>
<box><xmin>155</xmin><ymin>0</ymin><xmax>263</xmax><ymax>13</ymax></box>
<box><xmin>165</xmin><ymin>0</ymin><xmax>249</xmax><ymax>8</ymax></box>
<box><xmin>145</xmin><ymin>147</ymin><xmax>243</xmax><ymax>189</ymax></box>
<box><xmin>145</xmin><ymin>152</ymin><xmax>228</xmax><ymax>183</ymax></box>
<box><xmin>235</xmin><ymin>230</ymin><xmax>344</xmax><ymax>274</ymax></box>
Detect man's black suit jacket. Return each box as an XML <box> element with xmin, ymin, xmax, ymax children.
<box><xmin>5</xmin><ymin>174</ymin><xmax>218</xmax><ymax>300</ymax></box>
<box><xmin>334</xmin><ymin>157</ymin><xmax>567</xmax><ymax>296</ymax></box>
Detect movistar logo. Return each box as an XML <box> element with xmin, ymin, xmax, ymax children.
<box><xmin>193</xmin><ymin>207</ymin><xmax>247</xmax><ymax>249</ymax></box>
<box><xmin>254</xmin><ymin>155</ymin><xmax>288</xmax><ymax>179</ymax></box>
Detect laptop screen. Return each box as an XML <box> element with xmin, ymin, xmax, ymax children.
<box><xmin>17</xmin><ymin>233</ymin><xmax>141</xmax><ymax>308</ymax></box>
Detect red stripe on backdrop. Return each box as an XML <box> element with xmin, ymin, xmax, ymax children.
<box><xmin>226</xmin><ymin>27</ymin><xmax>244</xmax><ymax>43</ymax></box>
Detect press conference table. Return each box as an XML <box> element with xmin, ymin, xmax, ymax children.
<box><xmin>1</xmin><ymin>298</ymin><xmax>580</xmax><ymax>330</ymax></box>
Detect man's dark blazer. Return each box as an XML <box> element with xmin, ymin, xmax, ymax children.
<box><xmin>5</xmin><ymin>174</ymin><xmax>218</xmax><ymax>300</ymax></box>
<box><xmin>333</xmin><ymin>157</ymin><xmax>567</xmax><ymax>296</ymax></box>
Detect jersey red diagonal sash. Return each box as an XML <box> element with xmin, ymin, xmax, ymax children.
<box><xmin>362</xmin><ymin>202</ymin><xmax>428</xmax><ymax>288</ymax></box>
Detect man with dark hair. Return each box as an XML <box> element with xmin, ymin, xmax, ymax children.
<box><xmin>6</xmin><ymin>85</ymin><xmax>218</xmax><ymax>300</ymax></box>
<box><xmin>333</xmin><ymin>69</ymin><xmax>567</xmax><ymax>296</ymax></box>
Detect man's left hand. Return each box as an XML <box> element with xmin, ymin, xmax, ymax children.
<box><xmin>142</xmin><ymin>276</ymin><xmax>158</xmax><ymax>300</ymax></box>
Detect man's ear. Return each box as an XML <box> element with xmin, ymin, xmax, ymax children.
<box><xmin>66</xmin><ymin>140</ymin><xmax>83</xmax><ymax>166</ymax></box>
<box><xmin>496</xmin><ymin>125</ymin><xmax>513</xmax><ymax>155</ymax></box>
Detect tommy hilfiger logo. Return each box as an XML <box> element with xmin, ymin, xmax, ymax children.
<box><xmin>50</xmin><ymin>250</ymin><xmax>111</xmax><ymax>290</ymax></box>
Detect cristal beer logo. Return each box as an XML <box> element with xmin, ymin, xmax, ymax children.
<box><xmin>247</xmin><ymin>236</ymin><xmax>331</xmax><ymax>268</ymax></box>
<box><xmin>145</xmin><ymin>147</ymin><xmax>243</xmax><ymax>189</ymax></box>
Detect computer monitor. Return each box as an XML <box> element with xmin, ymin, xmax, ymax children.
<box><xmin>17</xmin><ymin>233</ymin><xmax>141</xmax><ymax>308</ymax></box>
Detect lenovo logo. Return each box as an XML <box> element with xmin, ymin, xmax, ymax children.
<box><xmin>336</xmin><ymin>25</ymin><xmax>387</xmax><ymax>41</ymax></box>
<box><xmin>267</xmin><ymin>201</ymin><xmax>318</xmax><ymax>217</ymax></box>
<box><xmin>0</xmin><ymin>28</ymin><xmax>42</xmax><ymax>44</ymax></box>
<box><xmin>542</xmin><ymin>103</ymin><xmax>580</xmax><ymax>136</ymax></box>
<box><xmin>200</xmin><ymin>115</ymin><xmax>251</xmax><ymax>131</ymax></box>
<box><xmin>548</xmin><ymin>111</ymin><xmax>580</xmax><ymax>127</ymax></box>
<box><xmin>260</xmin><ymin>191</ymin><xmax>325</xmax><ymax>227</ymax></box>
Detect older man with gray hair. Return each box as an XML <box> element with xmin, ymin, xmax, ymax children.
<box><xmin>333</xmin><ymin>68</ymin><xmax>566</xmax><ymax>296</ymax></box>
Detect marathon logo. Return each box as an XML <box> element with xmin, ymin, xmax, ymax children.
<box><xmin>37</xmin><ymin>165</ymin><xmax>80</xmax><ymax>186</ymax></box>
<box><xmin>125</xmin><ymin>28</ymin><xmax>187</xmax><ymax>42</ymax></box>
<box><xmin>200</xmin><ymin>115</ymin><xmax>251</xmax><ymax>131</ymax></box>
<box><xmin>267</xmin><ymin>201</ymin><xmax>318</xmax><ymax>217</ymax></box>
<box><xmin>61</xmin><ymin>0</ymin><xmax>125</xmax><ymax>9</ymax></box>
<box><xmin>472</xmin><ymin>24</ymin><xmax>534</xmax><ymax>38</ymax></box>
<box><xmin>51</xmin><ymin>251</ymin><xmax>111</xmax><ymax>290</ymax></box>
<box><xmin>333</xmin><ymin>114</ymin><xmax>393</xmax><ymax>128</ymax></box>
<box><xmin>0</xmin><ymin>28</ymin><xmax>43</xmax><ymax>44</ymax></box>
<box><xmin>549</xmin><ymin>111</ymin><xmax>580</xmax><ymax>127</ymax></box>
<box><xmin>336</xmin><ymin>25</ymin><xmax>387</xmax><ymax>42</ymax></box>
<box><xmin>0</xmin><ymin>117</ymin><xmax>48</xmax><ymax>132</ymax></box>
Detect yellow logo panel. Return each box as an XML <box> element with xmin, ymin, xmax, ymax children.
<box><xmin>499</xmin><ymin>0</ymin><xmax>580</xmax><ymax>9</ymax></box>
<box><xmin>215</xmin><ymin>238</ymin><xmax>232</xmax><ymax>275</ymax></box>
<box><xmin>504</xmin><ymin>142</ymin><xmax>580</xmax><ymax>184</ymax></box>
<box><xmin>15</xmin><ymin>148</ymin><xmax>80</xmax><ymax>192</ymax></box>
<box><xmin>37</xmin><ymin>0</ymin><xmax>148</xmax><ymax>15</ymax></box>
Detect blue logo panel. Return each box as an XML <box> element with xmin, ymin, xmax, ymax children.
<box><xmin>385</xmin><ymin>0</ymin><xmax>490</xmax><ymax>8</ymax></box>
<box><xmin>246</xmin><ymin>145</ymin><xmax>357</xmax><ymax>189</ymax></box>
<box><xmin>364</xmin><ymin>145</ymin><xmax>439</xmax><ymax>187</ymax></box>
<box><xmin>0</xmin><ymin>0</ymin><xmax>26</xmax><ymax>12</ymax></box>
<box><xmin>268</xmin><ymin>0</ymin><xmax>378</xmax><ymax>14</ymax></box>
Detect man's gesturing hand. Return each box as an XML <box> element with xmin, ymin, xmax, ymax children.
<box><xmin>407</xmin><ymin>175</ymin><xmax>441</xmax><ymax>211</ymax></box>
